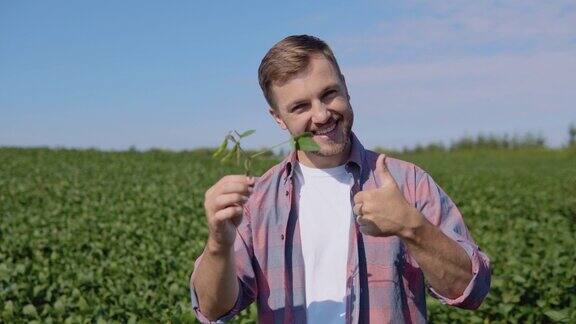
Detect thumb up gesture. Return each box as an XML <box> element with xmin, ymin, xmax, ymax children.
<box><xmin>353</xmin><ymin>154</ymin><xmax>422</xmax><ymax>237</ymax></box>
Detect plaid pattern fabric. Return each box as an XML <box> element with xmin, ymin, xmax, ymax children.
<box><xmin>190</xmin><ymin>133</ymin><xmax>490</xmax><ymax>323</ymax></box>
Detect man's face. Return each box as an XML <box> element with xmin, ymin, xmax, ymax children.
<box><xmin>269</xmin><ymin>55</ymin><xmax>354</xmax><ymax>166</ymax></box>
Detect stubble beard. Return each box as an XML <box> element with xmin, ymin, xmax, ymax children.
<box><xmin>312</xmin><ymin>110</ymin><xmax>353</xmax><ymax>157</ymax></box>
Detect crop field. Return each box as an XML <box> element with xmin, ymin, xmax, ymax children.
<box><xmin>1</xmin><ymin>147</ymin><xmax>575</xmax><ymax>323</ymax></box>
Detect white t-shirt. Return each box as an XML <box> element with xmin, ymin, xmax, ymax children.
<box><xmin>294</xmin><ymin>162</ymin><xmax>354</xmax><ymax>323</ymax></box>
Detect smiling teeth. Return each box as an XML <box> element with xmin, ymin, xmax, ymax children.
<box><xmin>315</xmin><ymin>122</ymin><xmax>337</xmax><ymax>135</ymax></box>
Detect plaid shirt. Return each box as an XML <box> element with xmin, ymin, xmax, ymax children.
<box><xmin>190</xmin><ymin>133</ymin><xmax>491</xmax><ymax>323</ymax></box>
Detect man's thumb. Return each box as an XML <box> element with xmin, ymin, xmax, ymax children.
<box><xmin>375</xmin><ymin>154</ymin><xmax>394</xmax><ymax>187</ymax></box>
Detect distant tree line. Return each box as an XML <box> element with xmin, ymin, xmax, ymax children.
<box><xmin>375</xmin><ymin>125</ymin><xmax>576</xmax><ymax>154</ymax></box>
<box><xmin>569</xmin><ymin>123</ymin><xmax>576</xmax><ymax>147</ymax></box>
<box><xmin>450</xmin><ymin>133</ymin><xmax>546</xmax><ymax>150</ymax></box>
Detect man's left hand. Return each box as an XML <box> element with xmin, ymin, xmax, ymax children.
<box><xmin>353</xmin><ymin>154</ymin><xmax>423</xmax><ymax>237</ymax></box>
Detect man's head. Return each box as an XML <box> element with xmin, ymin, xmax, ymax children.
<box><xmin>258</xmin><ymin>35</ymin><xmax>354</xmax><ymax>167</ymax></box>
<box><xmin>258</xmin><ymin>35</ymin><xmax>345</xmax><ymax>110</ymax></box>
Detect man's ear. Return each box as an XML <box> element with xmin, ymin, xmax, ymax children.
<box><xmin>268</xmin><ymin>107</ymin><xmax>288</xmax><ymax>130</ymax></box>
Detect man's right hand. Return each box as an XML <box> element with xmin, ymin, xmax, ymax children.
<box><xmin>194</xmin><ymin>175</ymin><xmax>254</xmax><ymax>320</ymax></box>
<box><xmin>204</xmin><ymin>175</ymin><xmax>255</xmax><ymax>252</ymax></box>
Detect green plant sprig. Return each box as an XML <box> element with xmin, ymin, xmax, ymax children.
<box><xmin>212</xmin><ymin>129</ymin><xmax>320</xmax><ymax>176</ymax></box>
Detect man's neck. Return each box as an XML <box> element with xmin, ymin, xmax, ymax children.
<box><xmin>296</xmin><ymin>141</ymin><xmax>351</xmax><ymax>169</ymax></box>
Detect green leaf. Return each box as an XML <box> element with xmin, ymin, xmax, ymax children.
<box><xmin>128</xmin><ymin>314</ymin><xmax>138</xmax><ymax>324</ymax></box>
<box><xmin>54</xmin><ymin>299</ymin><xmax>65</xmax><ymax>314</ymax></box>
<box><xmin>169</xmin><ymin>283</ymin><xmax>180</xmax><ymax>294</ymax></box>
<box><xmin>23</xmin><ymin>304</ymin><xmax>38</xmax><ymax>318</ymax></box>
<box><xmin>544</xmin><ymin>309</ymin><xmax>570</xmax><ymax>322</ymax></box>
<box><xmin>239</xmin><ymin>129</ymin><xmax>255</xmax><ymax>138</ymax></box>
<box><xmin>236</xmin><ymin>144</ymin><xmax>242</xmax><ymax>164</ymax></box>
<box><xmin>78</xmin><ymin>296</ymin><xmax>88</xmax><ymax>312</ymax></box>
<box><xmin>0</xmin><ymin>263</ymin><xmax>9</xmax><ymax>281</ymax></box>
<box><xmin>221</xmin><ymin>144</ymin><xmax>238</xmax><ymax>163</ymax></box>
<box><xmin>213</xmin><ymin>137</ymin><xmax>229</xmax><ymax>158</ymax></box>
<box><xmin>244</xmin><ymin>158</ymin><xmax>252</xmax><ymax>175</ymax></box>
<box><xmin>33</xmin><ymin>285</ymin><xmax>45</xmax><ymax>297</ymax></box>
<box><xmin>3</xmin><ymin>301</ymin><xmax>14</xmax><ymax>317</ymax></box>
<box><xmin>294</xmin><ymin>132</ymin><xmax>320</xmax><ymax>152</ymax></box>
<box><xmin>512</xmin><ymin>274</ymin><xmax>526</xmax><ymax>283</ymax></box>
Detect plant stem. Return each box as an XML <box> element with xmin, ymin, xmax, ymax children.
<box><xmin>250</xmin><ymin>138</ymin><xmax>293</xmax><ymax>159</ymax></box>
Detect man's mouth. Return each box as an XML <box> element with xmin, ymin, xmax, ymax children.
<box><xmin>312</xmin><ymin>120</ymin><xmax>339</xmax><ymax>138</ymax></box>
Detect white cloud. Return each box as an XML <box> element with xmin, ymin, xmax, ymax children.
<box><xmin>347</xmin><ymin>50</ymin><xmax>576</xmax><ymax>108</ymax></box>
<box><xmin>336</xmin><ymin>0</ymin><xmax>576</xmax><ymax>60</ymax></box>
<box><xmin>333</xmin><ymin>1</ymin><xmax>576</xmax><ymax>148</ymax></box>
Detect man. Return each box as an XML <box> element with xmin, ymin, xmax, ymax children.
<box><xmin>190</xmin><ymin>35</ymin><xmax>490</xmax><ymax>323</ymax></box>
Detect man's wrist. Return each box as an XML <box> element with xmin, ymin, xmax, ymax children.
<box><xmin>398</xmin><ymin>208</ymin><xmax>427</xmax><ymax>244</ymax></box>
<box><xmin>205</xmin><ymin>237</ymin><xmax>234</xmax><ymax>257</ymax></box>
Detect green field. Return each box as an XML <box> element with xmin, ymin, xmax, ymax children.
<box><xmin>1</xmin><ymin>147</ymin><xmax>575</xmax><ymax>323</ymax></box>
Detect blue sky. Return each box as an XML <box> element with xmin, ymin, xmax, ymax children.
<box><xmin>1</xmin><ymin>0</ymin><xmax>575</xmax><ymax>151</ymax></box>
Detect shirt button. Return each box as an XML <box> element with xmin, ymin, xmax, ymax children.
<box><xmin>280</xmin><ymin>234</ymin><xmax>285</xmax><ymax>240</ymax></box>
<box><xmin>285</xmin><ymin>190</ymin><xmax>289</xmax><ymax>196</ymax></box>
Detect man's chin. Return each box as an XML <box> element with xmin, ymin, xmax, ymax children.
<box><xmin>311</xmin><ymin>142</ymin><xmax>349</xmax><ymax>157</ymax></box>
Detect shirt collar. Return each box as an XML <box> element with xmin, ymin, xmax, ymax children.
<box><xmin>281</xmin><ymin>131</ymin><xmax>365</xmax><ymax>183</ymax></box>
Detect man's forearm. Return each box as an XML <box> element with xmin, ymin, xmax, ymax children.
<box><xmin>399</xmin><ymin>210</ymin><xmax>473</xmax><ymax>298</ymax></box>
<box><xmin>191</xmin><ymin>238</ymin><xmax>239</xmax><ymax>320</ymax></box>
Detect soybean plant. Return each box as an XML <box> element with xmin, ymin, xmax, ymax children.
<box><xmin>213</xmin><ymin>130</ymin><xmax>320</xmax><ymax>176</ymax></box>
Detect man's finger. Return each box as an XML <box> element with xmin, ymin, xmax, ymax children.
<box><xmin>219</xmin><ymin>181</ymin><xmax>254</xmax><ymax>195</ymax></box>
<box><xmin>214</xmin><ymin>193</ymin><xmax>249</xmax><ymax>210</ymax></box>
<box><xmin>353</xmin><ymin>203</ymin><xmax>363</xmax><ymax>216</ymax></box>
<box><xmin>353</xmin><ymin>191</ymin><xmax>365</xmax><ymax>204</ymax></box>
<box><xmin>221</xmin><ymin>175</ymin><xmax>255</xmax><ymax>187</ymax></box>
<box><xmin>214</xmin><ymin>205</ymin><xmax>244</xmax><ymax>222</ymax></box>
<box><xmin>375</xmin><ymin>154</ymin><xmax>394</xmax><ymax>187</ymax></box>
<box><xmin>356</xmin><ymin>215</ymin><xmax>369</xmax><ymax>226</ymax></box>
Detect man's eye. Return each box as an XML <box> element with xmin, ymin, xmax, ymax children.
<box><xmin>324</xmin><ymin>90</ymin><xmax>337</xmax><ymax>97</ymax></box>
<box><xmin>292</xmin><ymin>104</ymin><xmax>306</xmax><ymax>112</ymax></box>
<box><xmin>323</xmin><ymin>90</ymin><xmax>338</xmax><ymax>99</ymax></box>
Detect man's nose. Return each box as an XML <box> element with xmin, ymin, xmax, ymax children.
<box><xmin>311</xmin><ymin>101</ymin><xmax>331</xmax><ymax>124</ymax></box>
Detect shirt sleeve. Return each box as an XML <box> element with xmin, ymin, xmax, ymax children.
<box><xmin>414</xmin><ymin>171</ymin><xmax>491</xmax><ymax>310</ymax></box>
<box><xmin>189</xmin><ymin>205</ymin><xmax>258</xmax><ymax>323</ymax></box>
